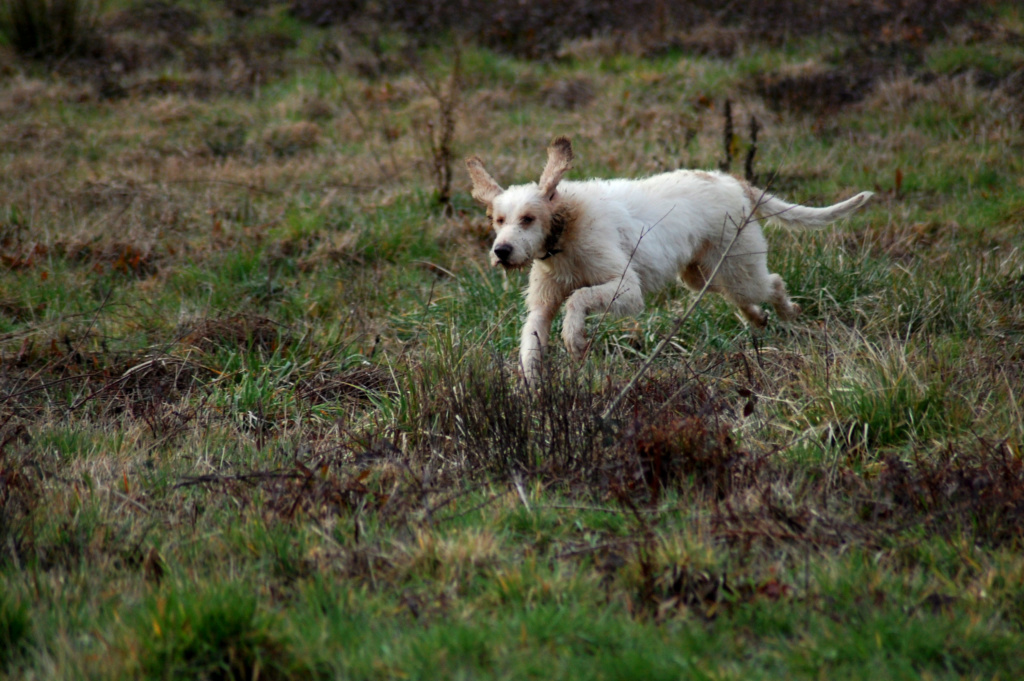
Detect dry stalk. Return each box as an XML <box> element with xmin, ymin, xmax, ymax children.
<box><xmin>718</xmin><ymin>99</ymin><xmax>734</xmax><ymax>172</ymax></box>
<box><xmin>582</xmin><ymin>207</ymin><xmax>676</xmax><ymax>365</ymax></box>
<box><xmin>407</xmin><ymin>43</ymin><xmax>462</xmax><ymax>214</ymax></box>
<box><xmin>744</xmin><ymin>114</ymin><xmax>760</xmax><ymax>184</ymax></box>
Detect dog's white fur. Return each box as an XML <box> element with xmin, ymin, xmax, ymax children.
<box><xmin>466</xmin><ymin>136</ymin><xmax>872</xmax><ymax>381</ymax></box>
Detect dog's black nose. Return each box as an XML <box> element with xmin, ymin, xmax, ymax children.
<box><xmin>493</xmin><ymin>243</ymin><xmax>513</xmax><ymax>262</ymax></box>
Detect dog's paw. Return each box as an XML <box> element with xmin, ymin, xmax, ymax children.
<box><xmin>740</xmin><ymin>304</ymin><xmax>768</xmax><ymax>328</ymax></box>
<box><xmin>520</xmin><ymin>348</ymin><xmax>545</xmax><ymax>385</ymax></box>
<box><xmin>562</xmin><ymin>330</ymin><xmax>590</xmax><ymax>359</ymax></box>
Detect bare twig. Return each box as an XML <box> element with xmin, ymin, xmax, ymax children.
<box><xmin>600</xmin><ymin>192</ymin><xmax>775</xmax><ymax>421</ymax></box>
<box><xmin>112</xmin><ymin>490</ymin><xmax>150</xmax><ymax>514</ymax></box>
<box><xmin>512</xmin><ymin>473</ymin><xmax>531</xmax><ymax>512</ymax></box>
<box><xmin>582</xmin><ymin>206</ymin><xmax>676</xmax><ymax>364</ymax></box>
<box><xmin>744</xmin><ymin>114</ymin><xmax>760</xmax><ymax>184</ymax></box>
<box><xmin>407</xmin><ymin>43</ymin><xmax>462</xmax><ymax>213</ymax></box>
<box><xmin>719</xmin><ymin>99</ymin><xmax>734</xmax><ymax>172</ymax></box>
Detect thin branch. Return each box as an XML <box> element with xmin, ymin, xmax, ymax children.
<box><xmin>112</xmin><ymin>490</ymin><xmax>150</xmax><ymax>514</ymax></box>
<box><xmin>719</xmin><ymin>99</ymin><xmax>734</xmax><ymax>172</ymax></box>
<box><xmin>744</xmin><ymin>114</ymin><xmax>760</xmax><ymax>184</ymax></box>
<box><xmin>600</xmin><ymin>229</ymin><xmax>741</xmax><ymax>421</ymax></box>
<box><xmin>600</xmin><ymin>191</ymin><xmax>775</xmax><ymax>421</ymax></box>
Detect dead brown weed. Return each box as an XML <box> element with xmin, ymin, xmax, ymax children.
<box><xmin>865</xmin><ymin>445</ymin><xmax>1024</xmax><ymax>548</ymax></box>
<box><xmin>179</xmin><ymin>314</ymin><xmax>286</xmax><ymax>353</ymax></box>
<box><xmin>296</xmin><ymin>365</ymin><xmax>398</xmax><ymax>405</ymax></box>
<box><xmin>627</xmin><ymin>559</ymin><xmax>794</xmax><ymax>622</ymax></box>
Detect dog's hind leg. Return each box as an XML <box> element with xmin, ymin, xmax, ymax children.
<box><xmin>736</xmin><ymin>302</ymin><xmax>768</xmax><ymax>327</ymax></box>
<box><xmin>721</xmin><ymin>269</ymin><xmax>801</xmax><ymax>328</ymax></box>
<box><xmin>704</xmin><ymin>223</ymin><xmax>801</xmax><ymax>327</ymax></box>
<box><xmin>768</xmin><ymin>273</ymin><xmax>801</xmax><ymax>320</ymax></box>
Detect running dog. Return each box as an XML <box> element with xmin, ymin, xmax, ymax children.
<box><xmin>466</xmin><ymin>136</ymin><xmax>872</xmax><ymax>381</ymax></box>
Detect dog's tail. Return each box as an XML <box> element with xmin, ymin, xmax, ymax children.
<box><xmin>751</xmin><ymin>190</ymin><xmax>873</xmax><ymax>229</ymax></box>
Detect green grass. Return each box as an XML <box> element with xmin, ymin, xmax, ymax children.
<box><xmin>127</xmin><ymin>581</ymin><xmax>296</xmax><ymax>680</ymax></box>
<box><xmin>0</xmin><ymin>592</ymin><xmax>31</xmax><ymax>670</ymax></box>
<box><xmin>1</xmin><ymin>2</ymin><xmax>1023</xmax><ymax>679</ymax></box>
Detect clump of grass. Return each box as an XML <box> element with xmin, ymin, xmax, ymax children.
<box><xmin>785</xmin><ymin>336</ymin><xmax>948</xmax><ymax>461</ymax></box>
<box><xmin>827</xmin><ymin>364</ymin><xmax>947</xmax><ymax>454</ymax></box>
<box><xmin>404</xmin><ymin>349</ymin><xmax>606</xmax><ymax>479</ymax></box>
<box><xmin>776</xmin><ymin>234</ymin><xmax>890</xmax><ymax>327</ymax></box>
<box><xmin>131</xmin><ymin>583</ymin><xmax>295</xmax><ymax>680</ymax></box>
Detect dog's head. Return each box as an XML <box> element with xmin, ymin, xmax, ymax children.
<box><xmin>465</xmin><ymin>136</ymin><xmax>574</xmax><ymax>269</ymax></box>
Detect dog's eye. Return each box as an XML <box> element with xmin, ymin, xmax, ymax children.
<box><xmin>521</xmin><ymin>215</ymin><xmax>535</xmax><ymax>226</ymax></box>
<box><xmin>495</xmin><ymin>216</ymin><xmax>505</xmax><ymax>225</ymax></box>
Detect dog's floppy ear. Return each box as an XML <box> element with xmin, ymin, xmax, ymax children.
<box><xmin>538</xmin><ymin>136</ymin><xmax>574</xmax><ymax>200</ymax></box>
<box><xmin>466</xmin><ymin>156</ymin><xmax>503</xmax><ymax>206</ymax></box>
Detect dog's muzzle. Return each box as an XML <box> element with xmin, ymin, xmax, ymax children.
<box><xmin>493</xmin><ymin>243</ymin><xmax>513</xmax><ymax>265</ymax></box>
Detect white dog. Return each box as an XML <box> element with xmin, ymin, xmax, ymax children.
<box><xmin>466</xmin><ymin>136</ymin><xmax>872</xmax><ymax>381</ymax></box>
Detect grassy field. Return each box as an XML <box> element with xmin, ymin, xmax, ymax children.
<box><xmin>1</xmin><ymin>1</ymin><xmax>1023</xmax><ymax>678</ymax></box>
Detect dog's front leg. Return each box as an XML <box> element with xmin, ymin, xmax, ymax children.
<box><xmin>520</xmin><ymin>308</ymin><xmax>555</xmax><ymax>382</ymax></box>
<box><xmin>520</xmin><ymin>276</ymin><xmax>568</xmax><ymax>382</ymax></box>
<box><xmin>561</xmin><ymin>270</ymin><xmax>644</xmax><ymax>360</ymax></box>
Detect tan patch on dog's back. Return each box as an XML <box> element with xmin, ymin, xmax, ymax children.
<box><xmin>691</xmin><ymin>170</ymin><xmax>720</xmax><ymax>183</ymax></box>
<box><xmin>743</xmin><ymin>181</ymin><xmax>767</xmax><ymax>213</ymax></box>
